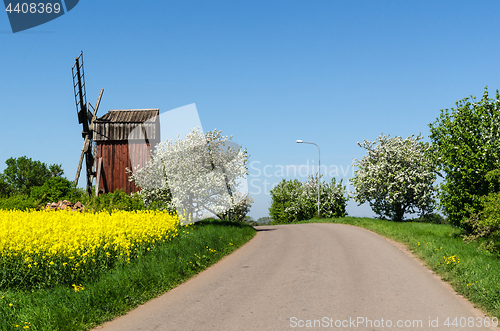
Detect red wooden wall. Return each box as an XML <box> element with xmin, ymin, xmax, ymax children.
<box><xmin>96</xmin><ymin>141</ymin><xmax>152</xmax><ymax>194</ymax></box>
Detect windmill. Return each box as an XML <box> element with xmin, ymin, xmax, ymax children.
<box><xmin>72</xmin><ymin>51</ymin><xmax>104</xmax><ymax>196</ymax></box>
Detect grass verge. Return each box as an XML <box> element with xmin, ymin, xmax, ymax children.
<box><xmin>0</xmin><ymin>219</ymin><xmax>256</xmax><ymax>331</ymax></box>
<box><xmin>297</xmin><ymin>217</ymin><xmax>500</xmax><ymax>319</ymax></box>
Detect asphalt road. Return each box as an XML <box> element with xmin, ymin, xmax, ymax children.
<box><xmin>93</xmin><ymin>223</ymin><xmax>496</xmax><ymax>330</ymax></box>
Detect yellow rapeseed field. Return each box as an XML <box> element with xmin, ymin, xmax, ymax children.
<box><xmin>0</xmin><ymin>209</ymin><xmax>179</xmax><ymax>289</ymax></box>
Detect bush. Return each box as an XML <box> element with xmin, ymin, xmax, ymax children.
<box><xmin>30</xmin><ymin>177</ymin><xmax>85</xmax><ymax>205</ymax></box>
<box><xmin>84</xmin><ymin>190</ymin><xmax>145</xmax><ymax>212</ymax></box>
<box><xmin>220</xmin><ymin>194</ymin><xmax>253</xmax><ymax>222</ymax></box>
<box><xmin>412</xmin><ymin>213</ymin><xmax>447</xmax><ymax>224</ymax></box>
<box><xmin>269</xmin><ymin>176</ymin><xmax>348</xmax><ymax>224</ymax></box>
<box><xmin>463</xmin><ymin>192</ymin><xmax>500</xmax><ymax>254</ymax></box>
<box><xmin>0</xmin><ymin>194</ymin><xmax>39</xmax><ymax>211</ymax></box>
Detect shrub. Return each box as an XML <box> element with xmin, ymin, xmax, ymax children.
<box><xmin>30</xmin><ymin>177</ymin><xmax>85</xmax><ymax>205</ymax></box>
<box><xmin>84</xmin><ymin>190</ymin><xmax>145</xmax><ymax>212</ymax></box>
<box><xmin>0</xmin><ymin>194</ymin><xmax>39</xmax><ymax>211</ymax></box>
<box><xmin>220</xmin><ymin>194</ymin><xmax>253</xmax><ymax>222</ymax></box>
<box><xmin>463</xmin><ymin>192</ymin><xmax>500</xmax><ymax>254</ymax></box>
<box><xmin>412</xmin><ymin>213</ymin><xmax>447</xmax><ymax>224</ymax></box>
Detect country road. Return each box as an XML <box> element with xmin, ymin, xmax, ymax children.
<box><xmin>93</xmin><ymin>223</ymin><xmax>495</xmax><ymax>330</ymax></box>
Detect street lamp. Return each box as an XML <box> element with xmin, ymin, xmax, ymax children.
<box><xmin>296</xmin><ymin>140</ymin><xmax>321</xmax><ymax>217</ymax></box>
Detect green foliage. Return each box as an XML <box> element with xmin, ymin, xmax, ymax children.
<box><xmin>463</xmin><ymin>191</ymin><xmax>500</xmax><ymax>254</ymax></box>
<box><xmin>269</xmin><ymin>179</ymin><xmax>307</xmax><ymax>223</ymax></box>
<box><xmin>0</xmin><ymin>194</ymin><xmax>38</xmax><ymax>211</ymax></box>
<box><xmin>350</xmin><ymin>134</ymin><xmax>437</xmax><ymax>221</ymax></box>
<box><xmin>30</xmin><ymin>177</ymin><xmax>85</xmax><ymax>205</ymax></box>
<box><xmin>0</xmin><ymin>175</ymin><xmax>12</xmax><ymax>198</ymax></box>
<box><xmin>84</xmin><ymin>190</ymin><xmax>145</xmax><ymax>212</ymax></box>
<box><xmin>49</xmin><ymin>164</ymin><xmax>64</xmax><ymax>178</ymax></box>
<box><xmin>412</xmin><ymin>213</ymin><xmax>447</xmax><ymax>224</ymax></box>
<box><xmin>242</xmin><ymin>216</ymin><xmax>259</xmax><ymax>226</ymax></box>
<box><xmin>429</xmin><ymin>88</ymin><xmax>500</xmax><ymax>230</ymax></box>
<box><xmin>257</xmin><ymin>216</ymin><xmax>272</xmax><ymax>225</ymax></box>
<box><xmin>485</xmin><ymin>169</ymin><xmax>500</xmax><ymax>194</ymax></box>
<box><xmin>1</xmin><ymin>156</ymin><xmax>63</xmax><ymax>196</ymax></box>
<box><xmin>269</xmin><ymin>176</ymin><xmax>348</xmax><ymax>224</ymax></box>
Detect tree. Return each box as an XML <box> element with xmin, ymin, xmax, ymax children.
<box><xmin>350</xmin><ymin>134</ymin><xmax>437</xmax><ymax>221</ymax></box>
<box><xmin>0</xmin><ymin>175</ymin><xmax>12</xmax><ymax>198</ymax></box>
<box><xmin>2</xmin><ymin>156</ymin><xmax>63</xmax><ymax>196</ymax></box>
<box><xmin>30</xmin><ymin>176</ymin><xmax>82</xmax><ymax>205</ymax></box>
<box><xmin>269</xmin><ymin>175</ymin><xmax>348</xmax><ymax>224</ymax></box>
<box><xmin>429</xmin><ymin>88</ymin><xmax>500</xmax><ymax>229</ymax></box>
<box><xmin>130</xmin><ymin>128</ymin><xmax>253</xmax><ymax>223</ymax></box>
<box><xmin>269</xmin><ymin>179</ymin><xmax>304</xmax><ymax>223</ymax></box>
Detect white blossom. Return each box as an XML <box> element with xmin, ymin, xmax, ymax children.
<box><xmin>350</xmin><ymin>134</ymin><xmax>437</xmax><ymax>221</ymax></box>
<box><xmin>130</xmin><ymin>128</ymin><xmax>252</xmax><ymax>224</ymax></box>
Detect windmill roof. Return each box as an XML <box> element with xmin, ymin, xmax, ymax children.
<box><xmin>93</xmin><ymin>109</ymin><xmax>160</xmax><ymax>142</ymax></box>
<box><xmin>95</xmin><ymin>109</ymin><xmax>159</xmax><ymax>123</ymax></box>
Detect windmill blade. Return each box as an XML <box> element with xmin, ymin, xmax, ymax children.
<box><xmin>93</xmin><ymin>88</ymin><xmax>104</xmax><ymax>117</ymax></box>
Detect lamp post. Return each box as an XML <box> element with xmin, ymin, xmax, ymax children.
<box><xmin>296</xmin><ymin>140</ymin><xmax>321</xmax><ymax>217</ymax></box>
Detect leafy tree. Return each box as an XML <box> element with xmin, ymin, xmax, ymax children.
<box><xmin>0</xmin><ymin>175</ymin><xmax>12</xmax><ymax>198</ymax></box>
<box><xmin>429</xmin><ymin>88</ymin><xmax>500</xmax><ymax>229</ymax></box>
<box><xmin>350</xmin><ymin>134</ymin><xmax>437</xmax><ymax>222</ymax></box>
<box><xmin>2</xmin><ymin>156</ymin><xmax>63</xmax><ymax>196</ymax></box>
<box><xmin>269</xmin><ymin>179</ymin><xmax>304</xmax><ymax>223</ymax></box>
<box><xmin>257</xmin><ymin>216</ymin><xmax>272</xmax><ymax>225</ymax></box>
<box><xmin>30</xmin><ymin>177</ymin><xmax>83</xmax><ymax>205</ymax></box>
<box><xmin>269</xmin><ymin>176</ymin><xmax>348</xmax><ymax>224</ymax></box>
<box><xmin>49</xmin><ymin>164</ymin><xmax>64</xmax><ymax>178</ymax></box>
<box><xmin>130</xmin><ymin>128</ymin><xmax>252</xmax><ymax>223</ymax></box>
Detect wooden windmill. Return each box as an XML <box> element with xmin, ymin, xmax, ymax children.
<box><xmin>72</xmin><ymin>51</ymin><xmax>104</xmax><ymax>196</ymax></box>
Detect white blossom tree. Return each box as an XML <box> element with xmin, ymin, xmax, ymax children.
<box><xmin>130</xmin><ymin>128</ymin><xmax>252</xmax><ymax>224</ymax></box>
<box><xmin>350</xmin><ymin>134</ymin><xmax>437</xmax><ymax>221</ymax></box>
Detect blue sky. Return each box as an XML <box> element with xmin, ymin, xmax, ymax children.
<box><xmin>1</xmin><ymin>1</ymin><xmax>500</xmax><ymax>219</ymax></box>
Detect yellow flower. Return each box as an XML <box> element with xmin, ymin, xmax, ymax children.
<box><xmin>0</xmin><ymin>209</ymin><xmax>179</xmax><ymax>288</ymax></box>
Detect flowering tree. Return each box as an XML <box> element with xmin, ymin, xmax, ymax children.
<box><xmin>429</xmin><ymin>88</ymin><xmax>500</xmax><ymax>229</ymax></box>
<box><xmin>269</xmin><ymin>175</ymin><xmax>348</xmax><ymax>223</ymax></box>
<box><xmin>130</xmin><ymin>128</ymin><xmax>252</xmax><ymax>224</ymax></box>
<box><xmin>350</xmin><ymin>134</ymin><xmax>437</xmax><ymax>221</ymax></box>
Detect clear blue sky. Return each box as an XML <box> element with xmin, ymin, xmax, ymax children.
<box><xmin>2</xmin><ymin>1</ymin><xmax>500</xmax><ymax>219</ymax></box>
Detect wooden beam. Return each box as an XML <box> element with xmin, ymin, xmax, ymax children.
<box><xmin>95</xmin><ymin>157</ymin><xmax>102</xmax><ymax>196</ymax></box>
<box><xmin>74</xmin><ymin>136</ymin><xmax>91</xmax><ymax>186</ymax></box>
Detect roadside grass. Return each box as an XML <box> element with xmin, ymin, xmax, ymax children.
<box><xmin>298</xmin><ymin>217</ymin><xmax>500</xmax><ymax>320</ymax></box>
<box><xmin>0</xmin><ymin>219</ymin><xmax>256</xmax><ymax>331</ymax></box>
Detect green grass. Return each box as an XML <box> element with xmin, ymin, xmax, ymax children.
<box><xmin>299</xmin><ymin>216</ymin><xmax>500</xmax><ymax>319</ymax></box>
<box><xmin>0</xmin><ymin>219</ymin><xmax>256</xmax><ymax>331</ymax></box>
